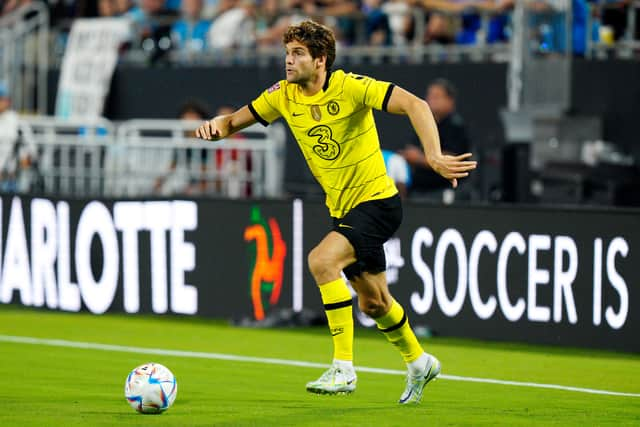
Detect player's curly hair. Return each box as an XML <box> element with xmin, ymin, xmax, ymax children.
<box><xmin>283</xmin><ymin>20</ymin><xmax>336</xmax><ymax>71</ymax></box>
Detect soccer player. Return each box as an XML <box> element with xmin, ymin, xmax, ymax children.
<box><xmin>195</xmin><ymin>20</ymin><xmax>477</xmax><ymax>404</ymax></box>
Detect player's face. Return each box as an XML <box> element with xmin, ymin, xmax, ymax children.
<box><xmin>285</xmin><ymin>41</ymin><xmax>319</xmax><ymax>85</ymax></box>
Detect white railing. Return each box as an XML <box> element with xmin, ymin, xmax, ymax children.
<box><xmin>14</xmin><ymin>117</ymin><xmax>285</xmax><ymax>199</ymax></box>
<box><xmin>0</xmin><ymin>2</ymin><xmax>49</xmax><ymax>114</ymax></box>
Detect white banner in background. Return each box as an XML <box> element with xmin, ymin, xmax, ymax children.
<box><xmin>55</xmin><ymin>18</ymin><xmax>130</xmax><ymax>119</ymax></box>
<box><xmin>0</xmin><ymin>197</ymin><xmax>199</xmax><ymax>315</ymax></box>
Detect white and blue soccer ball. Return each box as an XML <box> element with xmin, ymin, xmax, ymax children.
<box><xmin>124</xmin><ymin>362</ymin><xmax>178</xmax><ymax>414</ymax></box>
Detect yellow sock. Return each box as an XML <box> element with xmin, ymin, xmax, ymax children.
<box><xmin>319</xmin><ymin>278</ymin><xmax>353</xmax><ymax>361</ymax></box>
<box><xmin>375</xmin><ymin>299</ymin><xmax>423</xmax><ymax>363</ymax></box>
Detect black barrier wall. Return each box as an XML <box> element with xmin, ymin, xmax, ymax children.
<box><xmin>48</xmin><ymin>64</ymin><xmax>508</xmax><ymax>192</ymax></box>
<box><xmin>47</xmin><ymin>61</ymin><xmax>640</xmax><ymax>197</ymax></box>
<box><xmin>47</xmin><ymin>61</ymin><xmax>640</xmax><ymax>155</ymax></box>
<box><xmin>1</xmin><ymin>195</ymin><xmax>638</xmax><ymax>352</ymax></box>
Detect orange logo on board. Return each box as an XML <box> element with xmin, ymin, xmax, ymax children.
<box><xmin>244</xmin><ymin>206</ymin><xmax>287</xmax><ymax>320</ymax></box>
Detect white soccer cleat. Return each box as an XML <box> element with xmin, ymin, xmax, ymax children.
<box><xmin>398</xmin><ymin>354</ymin><xmax>441</xmax><ymax>404</ymax></box>
<box><xmin>306</xmin><ymin>365</ymin><xmax>357</xmax><ymax>395</ymax></box>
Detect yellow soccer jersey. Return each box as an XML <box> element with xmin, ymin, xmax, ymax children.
<box><xmin>249</xmin><ymin>69</ymin><xmax>398</xmax><ymax>218</ymax></box>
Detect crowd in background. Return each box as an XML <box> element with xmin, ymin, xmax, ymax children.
<box><xmin>2</xmin><ymin>0</ymin><xmax>639</xmax><ymax>61</ymax></box>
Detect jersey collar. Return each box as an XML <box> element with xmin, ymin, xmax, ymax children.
<box><xmin>322</xmin><ymin>70</ymin><xmax>332</xmax><ymax>92</ymax></box>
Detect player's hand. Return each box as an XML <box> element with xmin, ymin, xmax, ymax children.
<box><xmin>429</xmin><ymin>152</ymin><xmax>477</xmax><ymax>188</ymax></box>
<box><xmin>195</xmin><ymin>119</ymin><xmax>221</xmax><ymax>140</ymax></box>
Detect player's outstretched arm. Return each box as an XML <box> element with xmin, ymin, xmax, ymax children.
<box><xmin>195</xmin><ymin>105</ymin><xmax>257</xmax><ymax>141</ymax></box>
<box><xmin>386</xmin><ymin>85</ymin><xmax>477</xmax><ymax>188</ymax></box>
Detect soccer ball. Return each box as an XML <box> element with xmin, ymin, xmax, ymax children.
<box><xmin>124</xmin><ymin>362</ymin><xmax>178</xmax><ymax>414</ymax></box>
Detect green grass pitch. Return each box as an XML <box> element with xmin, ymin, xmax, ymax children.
<box><xmin>0</xmin><ymin>306</ymin><xmax>638</xmax><ymax>426</ymax></box>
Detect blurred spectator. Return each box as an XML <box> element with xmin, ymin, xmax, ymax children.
<box><xmin>255</xmin><ymin>0</ymin><xmax>284</xmax><ymax>43</ymax></box>
<box><xmin>2</xmin><ymin>0</ymin><xmax>33</xmax><ymax>16</ymax></box>
<box><xmin>424</xmin><ymin>10</ymin><xmax>455</xmax><ymax>44</ymax></box>
<box><xmin>417</xmin><ymin>0</ymin><xmax>458</xmax><ymax>44</ymax></box>
<box><xmin>382</xmin><ymin>149</ymin><xmax>411</xmax><ymax>198</ymax></box>
<box><xmin>0</xmin><ymin>82</ymin><xmax>19</xmax><ymax>192</ymax></box>
<box><xmin>362</xmin><ymin>0</ymin><xmax>392</xmax><ymax>45</ymax></box>
<box><xmin>0</xmin><ymin>82</ymin><xmax>35</xmax><ymax>193</ymax></box>
<box><xmin>113</xmin><ymin>0</ymin><xmax>135</xmax><ymax>15</ymax></box>
<box><xmin>400</xmin><ymin>78</ymin><xmax>471</xmax><ymax>199</ymax></box>
<box><xmin>530</xmin><ymin>0</ymin><xmax>590</xmax><ymax>55</ymax></box>
<box><xmin>382</xmin><ymin>0</ymin><xmax>416</xmax><ymax>45</ymax></box>
<box><xmin>165</xmin><ymin>0</ymin><xmax>182</xmax><ymax>12</ymax></box>
<box><xmin>477</xmin><ymin>0</ymin><xmax>513</xmax><ymax>44</ymax></box>
<box><xmin>420</xmin><ymin>0</ymin><xmax>512</xmax><ymax>45</ymax></box>
<box><xmin>207</xmin><ymin>0</ymin><xmax>256</xmax><ymax>49</ymax></box>
<box><xmin>255</xmin><ymin>0</ymin><xmax>310</xmax><ymax>46</ymax></box>
<box><xmin>171</xmin><ymin>0</ymin><xmax>211</xmax><ymax>52</ymax></box>
<box><xmin>458</xmin><ymin>0</ymin><xmax>511</xmax><ymax>45</ymax></box>
<box><xmin>154</xmin><ymin>99</ymin><xmax>211</xmax><ymax>195</ymax></box>
<box><xmin>98</xmin><ymin>0</ymin><xmax>119</xmax><ymax>17</ymax></box>
<box><xmin>317</xmin><ymin>0</ymin><xmax>360</xmax><ymax>45</ymax></box>
<box><xmin>421</xmin><ymin>0</ymin><xmax>467</xmax><ymax>44</ymax></box>
<box><xmin>257</xmin><ymin>0</ymin><xmax>358</xmax><ymax>45</ymax></box>
<box><xmin>598</xmin><ymin>0</ymin><xmax>635</xmax><ymax>42</ymax></box>
<box><xmin>125</xmin><ymin>0</ymin><xmax>177</xmax><ymax>54</ymax></box>
<box><xmin>202</xmin><ymin>0</ymin><xmax>224</xmax><ymax>18</ymax></box>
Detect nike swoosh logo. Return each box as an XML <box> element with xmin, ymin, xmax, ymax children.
<box><xmin>338</xmin><ymin>223</ymin><xmax>353</xmax><ymax>229</ymax></box>
<box><xmin>399</xmin><ymin>392</ymin><xmax>413</xmax><ymax>404</ymax></box>
<box><xmin>331</xmin><ymin>331</ymin><xmax>344</xmax><ymax>336</ymax></box>
<box><xmin>292</xmin><ymin>112</ymin><xmax>304</xmax><ymax>117</ymax></box>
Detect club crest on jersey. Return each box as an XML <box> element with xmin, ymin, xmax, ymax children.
<box><xmin>267</xmin><ymin>82</ymin><xmax>281</xmax><ymax>93</ymax></box>
<box><xmin>310</xmin><ymin>105</ymin><xmax>322</xmax><ymax>121</ymax></box>
<box><xmin>327</xmin><ymin>101</ymin><xmax>340</xmax><ymax>115</ymax></box>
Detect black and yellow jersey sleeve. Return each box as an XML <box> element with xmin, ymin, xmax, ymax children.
<box><xmin>345</xmin><ymin>72</ymin><xmax>395</xmax><ymax>112</ymax></box>
<box><xmin>249</xmin><ymin>82</ymin><xmax>285</xmax><ymax>125</ymax></box>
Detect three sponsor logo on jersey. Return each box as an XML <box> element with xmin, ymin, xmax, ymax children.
<box><xmin>308</xmin><ymin>125</ymin><xmax>341</xmax><ymax>160</ymax></box>
<box><xmin>306</xmin><ymin>100</ymin><xmax>342</xmax><ymax>160</ymax></box>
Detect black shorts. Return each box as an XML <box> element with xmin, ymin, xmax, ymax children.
<box><xmin>332</xmin><ymin>194</ymin><xmax>403</xmax><ymax>280</ymax></box>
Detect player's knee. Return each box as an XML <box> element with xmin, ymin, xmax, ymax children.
<box><xmin>307</xmin><ymin>247</ymin><xmax>338</xmax><ymax>281</ymax></box>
